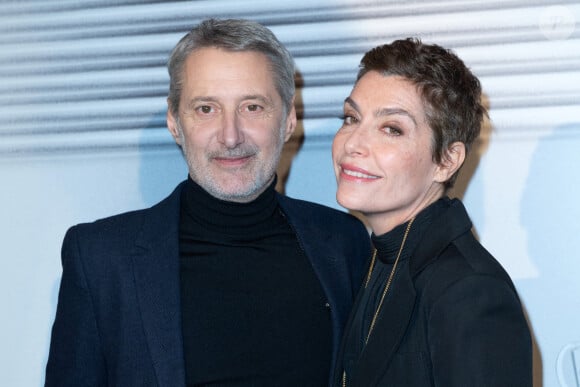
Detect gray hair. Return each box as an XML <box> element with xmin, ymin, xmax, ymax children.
<box><xmin>167</xmin><ymin>18</ymin><xmax>295</xmax><ymax>117</ymax></box>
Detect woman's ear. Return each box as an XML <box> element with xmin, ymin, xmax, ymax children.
<box><xmin>434</xmin><ymin>142</ymin><xmax>466</xmax><ymax>183</ymax></box>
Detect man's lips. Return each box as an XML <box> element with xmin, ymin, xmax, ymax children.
<box><xmin>340</xmin><ymin>164</ymin><xmax>380</xmax><ymax>180</ymax></box>
<box><xmin>213</xmin><ymin>155</ymin><xmax>253</xmax><ymax>167</ymax></box>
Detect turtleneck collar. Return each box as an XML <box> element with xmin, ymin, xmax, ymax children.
<box><xmin>371</xmin><ymin>197</ymin><xmax>450</xmax><ymax>264</ymax></box>
<box><xmin>181</xmin><ymin>175</ymin><xmax>279</xmax><ymax>236</ymax></box>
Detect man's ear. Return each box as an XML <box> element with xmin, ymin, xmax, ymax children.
<box><xmin>283</xmin><ymin>97</ymin><xmax>297</xmax><ymax>143</ymax></box>
<box><xmin>166</xmin><ymin>99</ymin><xmax>182</xmax><ymax>145</ymax></box>
<box><xmin>434</xmin><ymin>141</ymin><xmax>466</xmax><ymax>183</ymax></box>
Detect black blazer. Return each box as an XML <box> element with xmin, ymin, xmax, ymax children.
<box><xmin>45</xmin><ymin>182</ymin><xmax>371</xmax><ymax>387</ymax></box>
<box><xmin>334</xmin><ymin>199</ymin><xmax>532</xmax><ymax>386</ymax></box>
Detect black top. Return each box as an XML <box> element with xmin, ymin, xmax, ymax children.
<box><xmin>179</xmin><ymin>176</ymin><xmax>332</xmax><ymax>386</ymax></box>
<box><xmin>341</xmin><ymin>198</ymin><xmax>447</xmax><ymax>377</ymax></box>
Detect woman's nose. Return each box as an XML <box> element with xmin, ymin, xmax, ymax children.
<box><xmin>343</xmin><ymin>126</ymin><xmax>368</xmax><ymax>156</ymax></box>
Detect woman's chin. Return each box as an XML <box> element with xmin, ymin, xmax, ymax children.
<box><xmin>336</xmin><ymin>193</ymin><xmax>366</xmax><ymax>213</ymax></box>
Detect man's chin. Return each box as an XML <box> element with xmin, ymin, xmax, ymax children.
<box><xmin>190</xmin><ymin>169</ymin><xmax>272</xmax><ymax>202</ymax></box>
<box><xmin>209</xmin><ymin>183</ymin><xmax>263</xmax><ymax>203</ymax></box>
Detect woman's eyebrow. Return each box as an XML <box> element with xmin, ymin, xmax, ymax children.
<box><xmin>345</xmin><ymin>96</ymin><xmax>417</xmax><ymax>126</ymax></box>
<box><xmin>375</xmin><ymin>107</ymin><xmax>417</xmax><ymax>126</ymax></box>
<box><xmin>344</xmin><ymin>97</ymin><xmax>360</xmax><ymax>112</ymax></box>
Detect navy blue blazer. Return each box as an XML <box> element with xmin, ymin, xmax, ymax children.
<box><xmin>45</xmin><ymin>182</ymin><xmax>371</xmax><ymax>387</ymax></box>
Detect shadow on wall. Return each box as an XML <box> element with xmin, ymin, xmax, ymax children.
<box><xmin>277</xmin><ymin>70</ymin><xmax>306</xmax><ymax>195</ymax></box>
<box><xmin>138</xmin><ymin>109</ymin><xmax>187</xmax><ymax>206</ymax></box>
<box><xmin>520</xmin><ymin>123</ymin><xmax>580</xmax><ymax>387</ymax></box>
<box><xmin>447</xmin><ymin>93</ymin><xmax>492</xmax><ymax>239</ymax></box>
<box><xmin>448</xmin><ymin>94</ymin><xmax>492</xmax><ymax>200</ymax></box>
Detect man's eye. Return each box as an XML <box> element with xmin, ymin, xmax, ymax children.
<box><xmin>247</xmin><ymin>104</ymin><xmax>262</xmax><ymax>112</ymax></box>
<box><xmin>197</xmin><ymin>105</ymin><xmax>213</xmax><ymax>114</ymax></box>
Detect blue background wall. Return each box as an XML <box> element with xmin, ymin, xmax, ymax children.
<box><xmin>1</xmin><ymin>1</ymin><xmax>579</xmax><ymax>386</ymax></box>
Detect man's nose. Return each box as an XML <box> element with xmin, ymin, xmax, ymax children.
<box><xmin>217</xmin><ymin>111</ymin><xmax>244</xmax><ymax>148</ymax></box>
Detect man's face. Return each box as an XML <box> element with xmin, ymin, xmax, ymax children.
<box><xmin>167</xmin><ymin>47</ymin><xmax>296</xmax><ymax>203</ymax></box>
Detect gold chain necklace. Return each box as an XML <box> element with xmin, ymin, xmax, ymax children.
<box><xmin>342</xmin><ymin>217</ymin><xmax>415</xmax><ymax>387</ymax></box>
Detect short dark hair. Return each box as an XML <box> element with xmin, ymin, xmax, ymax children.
<box><xmin>167</xmin><ymin>18</ymin><xmax>295</xmax><ymax>118</ymax></box>
<box><xmin>358</xmin><ymin>38</ymin><xmax>486</xmax><ymax>188</ymax></box>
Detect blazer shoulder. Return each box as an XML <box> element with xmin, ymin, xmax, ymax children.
<box><xmin>412</xmin><ymin>198</ymin><xmax>516</xmax><ymax>294</ymax></box>
<box><xmin>416</xmin><ymin>233</ymin><xmax>519</xmax><ymax>305</ymax></box>
<box><xmin>277</xmin><ymin>194</ymin><xmax>367</xmax><ymax>234</ymax></box>
<box><xmin>64</xmin><ymin>182</ymin><xmax>184</xmax><ymax>254</ymax></box>
<box><xmin>453</xmin><ymin>232</ymin><xmax>514</xmax><ymax>281</ymax></box>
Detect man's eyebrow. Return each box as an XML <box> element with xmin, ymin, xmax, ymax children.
<box><xmin>243</xmin><ymin>94</ymin><xmax>271</xmax><ymax>103</ymax></box>
<box><xmin>243</xmin><ymin>95</ymin><xmax>278</xmax><ymax>110</ymax></box>
<box><xmin>185</xmin><ymin>96</ymin><xmax>218</xmax><ymax>110</ymax></box>
<box><xmin>185</xmin><ymin>95</ymin><xmax>273</xmax><ymax>110</ymax></box>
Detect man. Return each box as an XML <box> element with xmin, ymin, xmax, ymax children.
<box><xmin>45</xmin><ymin>18</ymin><xmax>371</xmax><ymax>387</ymax></box>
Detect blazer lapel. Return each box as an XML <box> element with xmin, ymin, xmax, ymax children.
<box><xmin>277</xmin><ymin>195</ymin><xmax>357</xmax><ymax>378</ymax></box>
<box><xmin>350</xmin><ymin>266</ymin><xmax>417</xmax><ymax>386</ymax></box>
<box><xmin>131</xmin><ymin>184</ymin><xmax>186</xmax><ymax>387</ymax></box>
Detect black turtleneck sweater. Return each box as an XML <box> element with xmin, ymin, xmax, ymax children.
<box><xmin>179</xmin><ymin>176</ymin><xmax>331</xmax><ymax>387</ymax></box>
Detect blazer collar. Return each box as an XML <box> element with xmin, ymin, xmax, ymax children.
<box><xmin>131</xmin><ymin>182</ymin><xmax>186</xmax><ymax>387</ymax></box>
<box><xmin>409</xmin><ymin>198</ymin><xmax>473</xmax><ymax>276</ymax></box>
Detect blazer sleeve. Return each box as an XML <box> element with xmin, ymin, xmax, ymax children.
<box><xmin>45</xmin><ymin>226</ymin><xmax>107</xmax><ymax>387</ymax></box>
<box><xmin>427</xmin><ymin>274</ymin><xmax>533</xmax><ymax>387</ymax></box>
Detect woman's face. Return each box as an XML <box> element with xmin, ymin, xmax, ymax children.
<box><xmin>332</xmin><ymin>72</ymin><xmax>446</xmax><ymax>235</ymax></box>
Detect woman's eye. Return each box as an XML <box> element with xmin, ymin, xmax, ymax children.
<box><xmin>383</xmin><ymin>126</ymin><xmax>402</xmax><ymax>135</ymax></box>
<box><xmin>341</xmin><ymin>115</ymin><xmax>358</xmax><ymax>125</ymax></box>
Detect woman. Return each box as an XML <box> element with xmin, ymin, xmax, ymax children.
<box><xmin>332</xmin><ymin>38</ymin><xmax>532</xmax><ymax>386</ymax></box>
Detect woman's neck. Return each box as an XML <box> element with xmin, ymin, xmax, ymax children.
<box><xmin>367</xmin><ymin>184</ymin><xmax>444</xmax><ymax>235</ymax></box>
